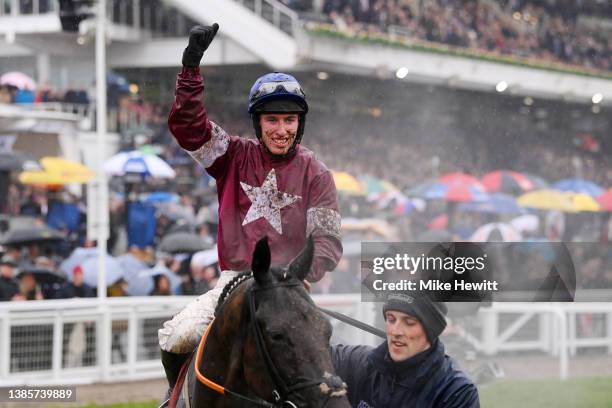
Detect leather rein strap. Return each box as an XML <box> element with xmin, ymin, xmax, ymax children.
<box><xmin>194</xmin><ymin>317</ymin><xmax>276</xmax><ymax>407</ymax></box>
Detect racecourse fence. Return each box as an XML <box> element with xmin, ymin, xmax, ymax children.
<box><xmin>1</xmin><ymin>297</ymin><xmax>611</xmax><ymax>385</ymax></box>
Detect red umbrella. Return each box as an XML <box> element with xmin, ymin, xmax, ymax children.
<box><xmin>597</xmin><ymin>190</ymin><xmax>612</xmax><ymax>211</ymax></box>
<box><xmin>434</xmin><ymin>172</ymin><xmax>487</xmax><ymax>203</ymax></box>
<box><xmin>438</xmin><ymin>172</ymin><xmax>483</xmax><ymax>187</ymax></box>
<box><xmin>482</xmin><ymin>170</ymin><xmax>536</xmax><ymax>195</ymax></box>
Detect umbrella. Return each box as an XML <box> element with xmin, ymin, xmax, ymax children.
<box><xmin>552</xmin><ymin>178</ymin><xmax>605</xmax><ymax>197</ymax></box>
<box><xmin>0</xmin><ymin>71</ymin><xmax>36</xmax><ymax>90</ymax></box>
<box><xmin>155</xmin><ymin>203</ymin><xmax>196</xmax><ymax>224</ymax></box>
<box><xmin>59</xmin><ymin>247</ymin><xmax>99</xmax><ymax>275</ymax></box>
<box><xmin>116</xmin><ymin>253</ymin><xmax>149</xmax><ymax>281</ymax></box>
<box><xmin>19</xmin><ymin>157</ymin><xmax>95</xmax><ymax>186</ymax></box>
<box><xmin>142</xmin><ymin>191</ymin><xmax>179</xmax><ymax>204</ymax></box>
<box><xmin>119</xmin><ymin>253</ymin><xmax>157</xmax><ymax>296</ymax></box>
<box><xmin>518</xmin><ymin>190</ymin><xmax>601</xmax><ymax>213</ymax></box>
<box><xmin>596</xmin><ymin>190</ymin><xmax>612</xmax><ymax>212</ymax></box>
<box><xmin>159</xmin><ymin>232</ymin><xmax>208</xmax><ymax>254</ymax></box>
<box><xmin>426</xmin><ymin>172</ymin><xmax>488</xmax><ymax>202</ymax></box>
<box><xmin>191</xmin><ymin>248</ymin><xmax>218</xmax><ymax>268</ymax></box>
<box><xmin>422</xmin><ymin>182</ymin><xmax>488</xmax><ymax>202</ymax></box>
<box><xmin>458</xmin><ymin>193</ymin><xmax>526</xmax><ymax>215</ymax></box>
<box><xmin>567</xmin><ymin>192</ymin><xmax>601</xmax><ymax>212</ymax></box>
<box><xmin>393</xmin><ymin>196</ymin><xmax>426</xmax><ymax>215</ymax></box>
<box><xmin>127</xmin><ymin>265</ymin><xmax>182</xmax><ymax>296</ymax></box>
<box><xmin>470</xmin><ymin>222</ymin><xmax>522</xmax><ymax>242</ymax></box>
<box><xmin>2</xmin><ymin>226</ymin><xmax>65</xmax><ymax>246</ymax></box>
<box><xmin>438</xmin><ymin>172</ymin><xmax>482</xmax><ymax>186</ymax></box>
<box><xmin>104</xmin><ymin>150</ymin><xmax>176</xmax><ymax>178</ymax></box>
<box><xmin>517</xmin><ymin>189</ymin><xmax>577</xmax><ymax>212</ymax></box>
<box><xmin>481</xmin><ymin>170</ymin><xmax>537</xmax><ymax>195</ymax></box>
<box><xmin>331</xmin><ymin>171</ymin><xmax>365</xmax><ymax>196</ymax></box>
<box><xmin>16</xmin><ymin>267</ymin><xmax>67</xmax><ymax>284</ymax></box>
<box><xmin>79</xmin><ymin>255</ymin><xmax>124</xmax><ymax>287</ymax></box>
<box><xmin>0</xmin><ymin>151</ymin><xmax>41</xmax><ymax>172</ymax></box>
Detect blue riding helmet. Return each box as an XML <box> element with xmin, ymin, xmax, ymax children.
<box><xmin>248</xmin><ymin>73</ymin><xmax>308</xmax><ymax>158</ymax></box>
<box><xmin>248</xmin><ymin>72</ymin><xmax>309</xmax><ymax>114</ymax></box>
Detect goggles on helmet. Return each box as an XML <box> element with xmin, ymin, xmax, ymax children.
<box><xmin>250</xmin><ymin>81</ymin><xmax>305</xmax><ymax>100</ymax></box>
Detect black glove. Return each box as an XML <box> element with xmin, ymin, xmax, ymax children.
<box><xmin>182</xmin><ymin>23</ymin><xmax>219</xmax><ymax>67</ymax></box>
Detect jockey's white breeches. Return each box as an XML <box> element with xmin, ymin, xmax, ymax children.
<box><xmin>158</xmin><ymin>271</ymin><xmax>241</xmax><ymax>353</ymax></box>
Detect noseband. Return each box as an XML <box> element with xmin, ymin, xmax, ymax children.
<box><xmin>194</xmin><ymin>277</ymin><xmax>347</xmax><ymax>407</ymax></box>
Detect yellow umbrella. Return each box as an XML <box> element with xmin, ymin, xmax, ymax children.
<box><xmin>332</xmin><ymin>171</ymin><xmax>365</xmax><ymax>196</ymax></box>
<box><xmin>518</xmin><ymin>190</ymin><xmax>602</xmax><ymax>213</ymax></box>
<box><xmin>19</xmin><ymin>157</ymin><xmax>94</xmax><ymax>186</ymax></box>
<box><xmin>517</xmin><ymin>189</ymin><xmax>577</xmax><ymax>212</ymax></box>
<box><xmin>567</xmin><ymin>192</ymin><xmax>601</xmax><ymax>212</ymax></box>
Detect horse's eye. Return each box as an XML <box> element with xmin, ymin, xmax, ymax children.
<box><xmin>270</xmin><ymin>332</ymin><xmax>285</xmax><ymax>342</ymax></box>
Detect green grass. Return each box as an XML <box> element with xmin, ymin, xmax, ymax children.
<box><xmin>479</xmin><ymin>377</ymin><xmax>612</xmax><ymax>408</ymax></box>
<box><xmin>78</xmin><ymin>377</ymin><xmax>612</xmax><ymax>407</ymax></box>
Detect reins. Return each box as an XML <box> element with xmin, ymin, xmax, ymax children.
<box><xmin>194</xmin><ymin>278</ymin><xmax>346</xmax><ymax>407</ymax></box>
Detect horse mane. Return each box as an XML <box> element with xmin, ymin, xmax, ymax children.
<box><xmin>214</xmin><ymin>271</ymin><xmax>253</xmax><ymax>316</ymax></box>
<box><xmin>214</xmin><ymin>268</ymin><xmax>302</xmax><ymax>317</ymax></box>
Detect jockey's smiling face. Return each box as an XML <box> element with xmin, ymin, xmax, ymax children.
<box><xmin>260</xmin><ymin>113</ymin><xmax>299</xmax><ymax>155</ymax></box>
<box><xmin>384</xmin><ymin>310</ymin><xmax>431</xmax><ymax>362</ymax></box>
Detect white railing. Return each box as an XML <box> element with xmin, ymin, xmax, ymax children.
<box><xmin>0</xmin><ymin>294</ymin><xmax>377</xmax><ymax>386</ymax></box>
<box><xmin>1</xmin><ymin>298</ymin><xmax>611</xmax><ymax>385</ymax></box>
<box><xmin>233</xmin><ymin>0</ymin><xmax>298</xmax><ymax>36</ymax></box>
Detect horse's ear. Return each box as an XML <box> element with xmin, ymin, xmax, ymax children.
<box><xmin>252</xmin><ymin>236</ymin><xmax>271</xmax><ymax>285</ymax></box>
<box><xmin>289</xmin><ymin>235</ymin><xmax>314</xmax><ymax>281</ymax></box>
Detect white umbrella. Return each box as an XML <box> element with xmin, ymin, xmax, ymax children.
<box><xmin>79</xmin><ymin>255</ymin><xmax>124</xmax><ymax>288</ymax></box>
<box><xmin>470</xmin><ymin>222</ymin><xmax>522</xmax><ymax>242</ymax></box>
<box><xmin>104</xmin><ymin>150</ymin><xmax>175</xmax><ymax>178</ymax></box>
<box><xmin>59</xmin><ymin>247</ymin><xmax>98</xmax><ymax>275</ymax></box>
<box><xmin>0</xmin><ymin>71</ymin><xmax>36</xmax><ymax>90</ymax></box>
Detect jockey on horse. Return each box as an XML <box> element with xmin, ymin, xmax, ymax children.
<box><xmin>159</xmin><ymin>23</ymin><xmax>343</xmax><ymax>394</ymax></box>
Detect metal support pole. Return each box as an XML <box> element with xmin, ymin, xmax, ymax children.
<box><xmin>96</xmin><ymin>0</ymin><xmax>111</xmax><ymax>382</ymax></box>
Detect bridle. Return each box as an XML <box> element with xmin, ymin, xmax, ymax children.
<box><xmin>194</xmin><ymin>277</ymin><xmax>347</xmax><ymax>407</ymax></box>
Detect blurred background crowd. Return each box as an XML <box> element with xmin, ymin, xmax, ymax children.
<box><xmin>1</xmin><ymin>0</ymin><xmax>611</xmax><ymax>303</ymax></box>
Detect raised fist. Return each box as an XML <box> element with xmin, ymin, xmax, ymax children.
<box><xmin>182</xmin><ymin>23</ymin><xmax>219</xmax><ymax>67</ymax></box>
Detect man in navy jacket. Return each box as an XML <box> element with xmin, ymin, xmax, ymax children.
<box><xmin>332</xmin><ymin>293</ymin><xmax>479</xmax><ymax>407</ymax></box>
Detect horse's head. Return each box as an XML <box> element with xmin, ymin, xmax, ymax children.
<box><xmin>244</xmin><ymin>236</ymin><xmax>350</xmax><ymax>408</ymax></box>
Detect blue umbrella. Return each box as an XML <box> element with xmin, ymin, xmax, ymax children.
<box><xmin>142</xmin><ymin>191</ymin><xmax>179</xmax><ymax>204</ymax></box>
<box><xmin>458</xmin><ymin>193</ymin><xmax>527</xmax><ymax>215</ymax></box>
<box><xmin>552</xmin><ymin>178</ymin><xmax>604</xmax><ymax>197</ymax></box>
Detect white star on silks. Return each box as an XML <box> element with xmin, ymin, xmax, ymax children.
<box><xmin>240</xmin><ymin>169</ymin><xmax>301</xmax><ymax>234</ymax></box>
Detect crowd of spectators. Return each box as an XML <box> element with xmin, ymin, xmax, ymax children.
<box><xmin>294</xmin><ymin>0</ymin><xmax>611</xmax><ymax>71</ymax></box>
<box><xmin>0</xmin><ymin>84</ymin><xmax>90</xmax><ymax>105</ymax></box>
<box><xmin>1</xmin><ymin>53</ymin><xmax>612</xmax><ymax>301</ymax></box>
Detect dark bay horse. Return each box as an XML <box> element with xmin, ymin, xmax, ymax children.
<box><xmin>175</xmin><ymin>237</ymin><xmax>351</xmax><ymax>408</ymax></box>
